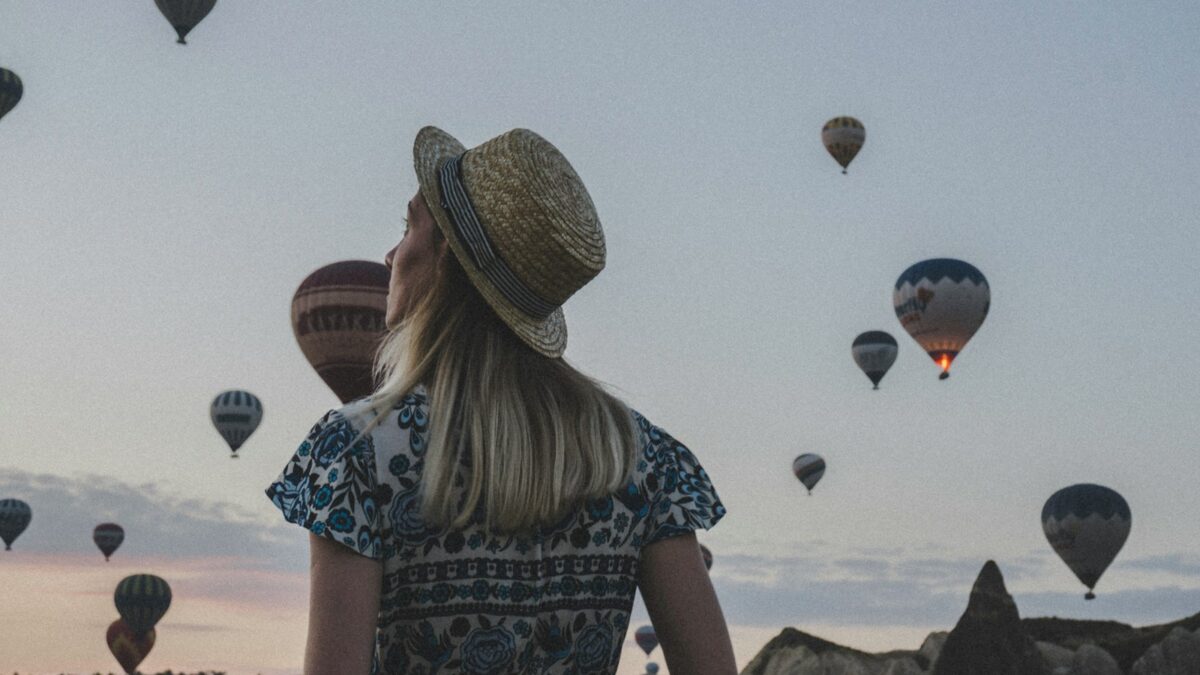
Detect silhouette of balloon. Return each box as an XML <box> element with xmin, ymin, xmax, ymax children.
<box><xmin>852</xmin><ymin>331</ymin><xmax>898</xmax><ymax>390</ymax></box>
<box><xmin>1042</xmin><ymin>484</ymin><xmax>1131</xmax><ymax>600</ymax></box>
<box><xmin>154</xmin><ymin>0</ymin><xmax>217</xmax><ymax>44</ymax></box>
<box><xmin>792</xmin><ymin>453</ymin><xmax>825</xmax><ymax>495</ymax></box>
<box><xmin>0</xmin><ymin>498</ymin><xmax>31</xmax><ymax>550</ymax></box>
<box><xmin>107</xmin><ymin>618</ymin><xmax>155</xmax><ymax>674</ymax></box>
<box><xmin>292</xmin><ymin>260</ymin><xmax>390</xmax><ymax>403</ymax></box>
<box><xmin>115</xmin><ymin>574</ymin><xmax>172</xmax><ymax>635</ymax></box>
<box><xmin>822</xmin><ymin>116</ymin><xmax>865</xmax><ymax>174</ymax></box>
<box><xmin>646</xmin><ymin>663</ymin><xmax>660</xmax><ymax>675</ymax></box>
<box><xmin>894</xmin><ymin>258</ymin><xmax>989</xmax><ymax>379</ymax></box>
<box><xmin>0</xmin><ymin>68</ymin><xmax>22</xmax><ymax>123</ymax></box>
<box><xmin>210</xmin><ymin>390</ymin><xmax>262</xmax><ymax>457</ymax></box>
<box><xmin>94</xmin><ymin>523</ymin><xmax>125</xmax><ymax>561</ymax></box>
<box><xmin>635</xmin><ymin>624</ymin><xmax>658</xmax><ymax>655</ymax></box>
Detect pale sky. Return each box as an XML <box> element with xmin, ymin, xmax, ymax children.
<box><xmin>2</xmin><ymin>2</ymin><xmax>1199</xmax><ymax>674</ymax></box>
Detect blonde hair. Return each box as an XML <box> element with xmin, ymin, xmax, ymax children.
<box><xmin>364</xmin><ymin>250</ymin><xmax>637</xmax><ymax>534</ymax></box>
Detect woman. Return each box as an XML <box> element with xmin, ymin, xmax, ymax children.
<box><xmin>267</xmin><ymin>127</ymin><xmax>735</xmax><ymax>675</ymax></box>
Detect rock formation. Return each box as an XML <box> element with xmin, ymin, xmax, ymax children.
<box><xmin>1132</xmin><ymin>626</ymin><xmax>1200</xmax><ymax>675</ymax></box>
<box><xmin>931</xmin><ymin>560</ymin><xmax>1047</xmax><ymax>674</ymax></box>
<box><xmin>1071</xmin><ymin>644</ymin><xmax>1121</xmax><ymax>675</ymax></box>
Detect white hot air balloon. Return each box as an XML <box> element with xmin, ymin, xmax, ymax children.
<box><xmin>851</xmin><ymin>331</ymin><xmax>898</xmax><ymax>390</ymax></box>
<box><xmin>894</xmin><ymin>258</ymin><xmax>989</xmax><ymax>380</ymax></box>
<box><xmin>210</xmin><ymin>390</ymin><xmax>262</xmax><ymax>458</ymax></box>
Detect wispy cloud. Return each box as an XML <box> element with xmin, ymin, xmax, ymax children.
<box><xmin>1122</xmin><ymin>553</ymin><xmax>1200</xmax><ymax>577</ymax></box>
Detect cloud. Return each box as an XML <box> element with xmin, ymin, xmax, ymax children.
<box><xmin>1122</xmin><ymin>553</ymin><xmax>1200</xmax><ymax>577</ymax></box>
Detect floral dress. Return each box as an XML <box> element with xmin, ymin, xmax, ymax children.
<box><xmin>266</xmin><ymin>389</ymin><xmax>724</xmax><ymax>675</ymax></box>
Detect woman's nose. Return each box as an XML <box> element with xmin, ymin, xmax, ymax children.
<box><xmin>384</xmin><ymin>245</ymin><xmax>397</xmax><ymax>268</ymax></box>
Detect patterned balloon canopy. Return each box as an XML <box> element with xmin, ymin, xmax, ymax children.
<box><xmin>94</xmin><ymin>523</ymin><xmax>125</xmax><ymax>561</ymax></box>
<box><xmin>154</xmin><ymin>0</ymin><xmax>217</xmax><ymax>44</ymax></box>
<box><xmin>792</xmin><ymin>453</ymin><xmax>825</xmax><ymax>495</ymax></box>
<box><xmin>114</xmin><ymin>574</ymin><xmax>172</xmax><ymax>636</ymax></box>
<box><xmin>0</xmin><ymin>68</ymin><xmax>21</xmax><ymax>123</ymax></box>
<box><xmin>210</xmin><ymin>390</ymin><xmax>262</xmax><ymax>457</ymax></box>
<box><xmin>292</xmin><ymin>260</ymin><xmax>390</xmax><ymax>403</ymax></box>
<box><xmin>821</xmin><ymin>116</ymin><xmax>865</xmax><ymax>174</ymax></box>
<box><xmin>0</xmin><ymin>498</ymin><xmax>31</xmax><ymax>550</ymax></box>
<box><xmin>107</xmin><ymin>618</ymin><xmax>155</xmax><ymax>674</ymax></box>
<box><xmin>1042</xmin><ymin>484</ymin><xmax>1131</xmax><ymax>600</ymax></box>
<box><xmin>851</xmin><ymin>331</ymin><xmax>898</xmax><ymax>390</ymax></box>
<box><xmin>634</xmin><ymin>624</ymin><xmax>658</xmax><ymax>655</ymax></box>
<box><xmin>894</xmin><ymin>258</ymin><xmax>990</xmax><ymax>380</ymax></box>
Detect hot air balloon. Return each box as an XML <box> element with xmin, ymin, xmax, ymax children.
<box><xmin>155</xmin><ymin>0</ymin><xmax>217</xmax><ymax>44</ymax></box>
<box><xmin>822</xmin><ymin>116</ymin><xmax>865</xmax><ymax>174</ymax></box>
<box><xmin>0</xmin><ymin>498</ymin><xmax>31</xmax><ymax>550</ymax></box>
<box><xmin>635</xmin><ymin>625</ymin><xmax>658</xmax><ymax>656</ymax></box>
<box><xmin>792</xmin><ymin>454</ymin><xmax>825</xmax><ymax>495</ymax></box>
<box><xmin>0</xmin><ymin>68</ymin><xmax>21</xmax><ymax>123</ymax></box>
<box><xmin>211</xmin><ymin>390</ymin><xmax>262</xmax><ymax>458</ymax></box>
<box><xmin>700</xmin><ymin>544</ymin><xmax>713</xmax><ymax>571</ymax></box>
<box><xmin>115</xmin><ymin>574</ymin><xmax>172</xmax><ymax>636</ymax></box>
<box><xmin>292</xmin><ymin>260</ymin><xmax>390</xmax><ymax>403</ymax></box>
<box><xmin>107</xmin><ymin>618</ymin><xmax>155</xmax><ymax>675</ymax></box>
<box><xmin>852</xmin><ymin>331</ymin><xmax>898</xmax><ymax>390</ymax></box>
<box><xmin>94</xmin><ymin>523</ymin><xmax>125</xmax><ymax>561</ymax></box>
<box><xmin>646</xmin><ymin>663</ymin><xmax>660</xmax><ymax>675</ymax></box>
<box><xmin>1042</xmin><ymin>484</ymin><xmax>1131</xmax><ymax>600</ymax></box>
<box><xmin>893</xmin><ymin>258</ymin><xmax>989</xmax><ymax>380</ymax></box>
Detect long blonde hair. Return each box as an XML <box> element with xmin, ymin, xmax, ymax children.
<box><xmin>365</xmin><ymin>249</ymin><xmax>637</xmax><ymax>534</ymax></box>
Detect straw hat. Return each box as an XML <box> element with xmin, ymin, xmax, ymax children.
<box><xmin>413</xmin><ymin>126</ymin><xmax>605</xmax><ymax>358</ymax></box>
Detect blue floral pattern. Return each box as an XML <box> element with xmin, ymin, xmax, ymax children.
<box><xmin>266</xmin><ymin>389</ymin><xmax>723</xmax><ymax>674</ymax></box>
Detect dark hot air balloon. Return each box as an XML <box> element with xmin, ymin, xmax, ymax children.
<box><xmin>0</xmin><ymin>68</ymin><xmax>22</xmax><ymax>123</ymax></box>
<box><xmin>894</xmin><ymin>259</ymin><xmax>989</xmax><ymax>380</ymax></box>
<box><xmin>292</xmin><ymin>260</ymin><xmax>390</xmax><ymax>403</ymax></box>
<box><xmin>115</xmin><ymin>574</ymin><xmax>172</xmax><ymax>635</ymax></box>
<box><xmin>107</xmin><ymin>618</ymin><xmax>155</xmax><ymax>674</ymax></box>
<box><xmin>822</xmin><ymin>117</ymin><xmax>865</xmax><ymax>174</ymax></box>
<box><xmin>94</xmin><ymin>523</ymin><xmax>125</xmax><ymax>561</ymax></box>
<box><xmin>0</xmin><ymin>498</ymin><xmax>31</xmax><ymax>550</ymax></box>
<box><xmin>852</xmin><ymin>331</ymin><xmax>898</xmax><ymax>390</ymax></box>
<box><xmin>792</xmin><ymin>454</ymin><xmax>825</xmax><ymax>495</ymax></box>
<box><xmin>210</xmin><ymin>389</ymin><xmax>262</xmax><ymax>457</ymax></box>
<box><xmin>1042</xmin><ymin>484</ymin><xmax>1131</xmax><ymax>600</ymax></box>
<box><xmin>154</xmin><ymin>0</ymin><xmax>217</xmax><ymax>44</ymax></box>
<box><xmin>635</xmin><ymin>625</ymin><xmax>658</xmax><ymax>656</ymax></box>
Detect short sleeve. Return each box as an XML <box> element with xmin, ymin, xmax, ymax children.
<box><xmin>265</xmin><ymin>409</ymin><xmax>383</xmax><ymax>559</ymax></box>
<box><xmin>635</xmin><ymin>413</ymin><xmax>726</xmax><ymax>546</ymax></box>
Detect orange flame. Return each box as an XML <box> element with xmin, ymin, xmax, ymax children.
<box><xmin>938</xmin><ymin>354</ymin><xmax>951</xmax><ymax>372</ymax></box>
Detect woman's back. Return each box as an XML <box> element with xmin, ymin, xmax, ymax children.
<box><xmin>268</xmin><ymin>388</ymin><xmax>724</xmax><ymax>674</ymax></box>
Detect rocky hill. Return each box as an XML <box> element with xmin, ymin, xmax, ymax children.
<box><xmin>741</xmin><ymin>561</ymin><xmax>1200</xmax><ymax>675</ymax></box>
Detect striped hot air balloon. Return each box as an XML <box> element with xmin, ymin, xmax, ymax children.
<box><xmin>154</xmin><ymin>0</ymin><xmax>217</xmax><ymax>44</ymax></box>
<box><xmin>634</xmin><ymin>625</ymin><xmax>658</xmax><ymax>656</ymax></box>
<box><xmin>0</xmin><ymin>68</ymin><xmax>22</xmax><ymax>123</ymax></box>
<box><xmin>792</xmin><ymin>453</ymin><xmax>825</xmax><ymax>495</ymax></box>
<box><xmin>292</xmin><ymin>260</ymin><xmax>390</xmax><ymax>403</ymax></box>
<box><xmin>107</xmin><ymin>618</ymin><xmax>155</xmax><ymax>674</ymax></box>
<box><xmin>210</xmin><ymin>390</ymin><xmax>262</xmax><ymax>458</ymax></box>
<box><xmin>94</xmin><ymin>523</ymin><xmax>125</xmax><ymax>561</ymax></box>
<box><xmin>851</xmin><ymin>331</ymin><xmax>898</xmax><ymax>390</ymax></box>
<box><xmin>0</xmin><ymin>498</ymin><xmax>31</xmax><ymax>550</ymax></box>
<box><xmin>1042</xmin><ymin>484</ymin><xmax>1131</xmax><ymax>600</ymax></box>
<box><xmin>114</xmin><ymin>574</ymin><xmax>172</xmax><ymax>636</ymax></box>
<box><xmin>894</xmin><ymin>259</ymin><xmax>989</xmax><ymax>380</ymax></box>
<box><xmin>821</xmin><ymin>116</ymin><xmax>865</xmax><ymax>174</ymax></box>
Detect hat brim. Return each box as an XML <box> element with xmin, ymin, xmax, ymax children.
<box><xmin>413</xmin><ymin>126</ymin><xmax>567</xmax><ymax>358</ymax></box>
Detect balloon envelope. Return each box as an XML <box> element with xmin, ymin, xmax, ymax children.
<box><xmin>0</xmin><ymin>68</ymin><xmax>22</xmax><ymax>122</ymax></box>
<box><xmin>292</xmin><ymin>260</ymin><xmax>390</xmax><ymax>403</ymax></box>
<box><xmin>792</xmin><ymin>453</ymin><xmax>825</xmax><ymax>494</ymax></box>
<box><xmin>894</xmin><ymin>258</ymin><xmax>989</xmax><ymax>379</ymax></box>
<box><xmin>634</xmin><ymin>625</ymin><xmax>658</xmax><ymax>655</ymax></box>
<box><xmin>154</xmin><ymin>0</ymin><xmax>217</xmax><ymax>44</ymax></box>
<box><xmin>822</xmin><ymin>116</ymin><xmax>865</xmax><ymax>173</ymax></box>
<box><xmin>1042</xmin><ymin>484</ymin><xmax>1131</xmax><ymax>599</ymax></box>
<box><xmin>107</xmin><ymin>618</ymin><xmax>155</xmax><ymax>674</ymax></box>
<box><xmin>210</xmin><ymin>390</ymin><xmax>262</xmax><ymax>457</ymax></box>
<box><xmin>115</xmin><ymin>574</ymin><xmax>172</xmax><ymax>635</ymax></box>
<box><xmin>0</xmin><ymin>498</ymin><xmax>31</xmax><ymax>550</ymax></box>
<box><xmin>94</xmin><ymin>523</ymin><xmax>125</xmax><ymax>561</ymax></box>
<box><xmin>852</xmin><ymin>331</ymin><xmax>898</xmax><ymax>389</ymax></box>
<box><xmin>700</xmin><ymin>544</ymin><xmax>713</xmax><ymax>571</ymax></box>
<box><xmin>646</xmin><ymin>663</ymin><xmax>660</xmax><ymax>675</ymax></box>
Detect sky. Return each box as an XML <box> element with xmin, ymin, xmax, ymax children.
<box><xmin>1</xmin><ymin>1</ymin><xmax>1199</xmax><ymax>673</ymax></box>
